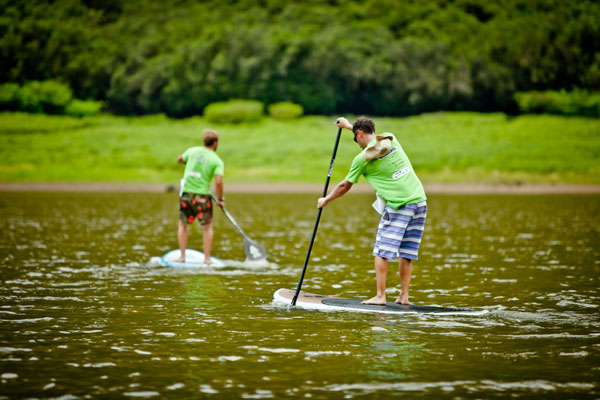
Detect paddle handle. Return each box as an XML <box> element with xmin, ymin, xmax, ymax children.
<box><xmin>291</xmin><ymin>127</ymin><xmax>342</xmax><ymax>306</ymax></box>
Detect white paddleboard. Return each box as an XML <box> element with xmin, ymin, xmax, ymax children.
<box><xmin>159</xmin><ymin>249</ymin><xmax>226</xmax><ymax>268</ymax></box>
<box><xmin>274</xmin><ymin>288</ymin><xmax>488</xmax><ymax>316</ymax></box>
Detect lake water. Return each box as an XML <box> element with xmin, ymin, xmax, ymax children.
<box><xmin>0</xmin><ymin>192</ymin><xmax>598</xmax><ymax>399</ymax></box>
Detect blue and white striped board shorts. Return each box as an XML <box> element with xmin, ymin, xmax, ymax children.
<box><xmin>373</xmin><ymin>201</ymin><xmax>427</xmax><ymax>261</ymax></box>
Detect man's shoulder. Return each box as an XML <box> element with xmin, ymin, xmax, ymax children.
<box><xmin>184</xmin><ymin>146</ymin><xmax>205</xmax><ymax>155</ymax></box>
<box><xmin>355</xmin><ymin>147</ymin><xmax>369</xmax><ymax>159</ymax></box>
<box><xmin>209</xmin><ymin>150</ymin><xmax>224</xmax><ymax>164</ymax></box>
<box><xmin>381</xmin><ymin>132</ymin><xmax>398</xmax><ymax>141</ymax></box>
<box><xmin>351</xmin><ymin>150</ymin><xmax>367</xmax><ymax>165</ymax></box>
<box><xmin>380</xmin><ymin>132</ymin><xmax>404</xmax><ymax>151</ymax></box>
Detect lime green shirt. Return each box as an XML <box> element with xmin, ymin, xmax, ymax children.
<box><xmin>345</xmin><ymin>133</ymin><xmax>426</xmax><ymax>209</ymax></box>
<box><xmin>181</xmin><ymin>146</ymin><xmax>224</xmax><ymax>194</ymax></box>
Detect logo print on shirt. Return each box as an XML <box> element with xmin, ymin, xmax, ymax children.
<box><xmin>392</xmin><ymin>167</ymin><xmax>409</xmax><ymax>179</ymax></box>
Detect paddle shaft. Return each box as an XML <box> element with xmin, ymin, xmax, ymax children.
<box><xmin>210</xmin><ymin>193</ymin><xmax>247</xmax><ymax>237</ymax></box>
<box><xmin>291</xmin><ymin>127</ymin><xmax>343</xmax><ymax>306</ymax></box>
<box><xmin>210</xmin><ymin>193</ymin><xmax>268</xmax><ymax>261</ymax></box>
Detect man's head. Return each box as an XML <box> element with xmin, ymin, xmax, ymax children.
<box><xmin>203</xmin><ymin>129</ymin><xmax>219</xmax><ymax>150</ymax></box>
<box><xmin>352</xmin><ymin>117</ymin><xmax>375</xmax><ymax>148</ymax></box>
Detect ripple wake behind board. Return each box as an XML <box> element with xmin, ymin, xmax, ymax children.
<box><xmin>159</xmin><ymin>249</ymin><xmax>226</xmax><ymax>268</ymax></box>
<box><xmin>274</xmin><ymin>288</ymin><xmax>488</xmax><ymax>316</ymax></box>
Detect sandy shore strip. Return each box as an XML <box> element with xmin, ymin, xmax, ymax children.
<box><xmin>1</xmin><ymin>182</ymin><xmax>599</xmax><ymax>194</ymax></box>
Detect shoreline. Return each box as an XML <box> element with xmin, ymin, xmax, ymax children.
<box><xmin>1</xmin><ymin>182</ymin><xmax>599</xmax><ymax>194</ymax></box>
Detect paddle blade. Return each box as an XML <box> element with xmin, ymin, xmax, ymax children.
<box><xmin>244</xmin><ymin>237</ymin><xmax>268</xmax><ymax>261</ymax></box>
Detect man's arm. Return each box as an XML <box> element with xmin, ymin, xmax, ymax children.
<box><xmin>317</xmin><ymin>180</ymin><xmax>353</xmax><ymax>208</ymax></box>
<box><xmin>214</xmin><ymin>174</ymin><xmax>224</xmax><ymax>208</ymax></box>
<box><xmin>177</xmin><ymin>154</ymin><xmax>185</xmax><ymax>164</ymax></box>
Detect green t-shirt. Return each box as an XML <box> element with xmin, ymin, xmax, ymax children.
<box><xmin>180</xmin><ymin>146</ymin><xmax>224</xmax><ymax>194</ymax></box>
<box><xmin>345</xmin><ymin>133</ymin><xmax>426</xmax><ymax>209</ymax></box>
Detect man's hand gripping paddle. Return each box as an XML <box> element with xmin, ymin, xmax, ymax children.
<box><xmin>210</xmin><ymin>193</ymin><xmax>268</xmax><ymax>262</ymax></box>
<box><xmin>291</xmin><ymin>123</ymin><xmax>343</xmax><ymax>306</ymax></box>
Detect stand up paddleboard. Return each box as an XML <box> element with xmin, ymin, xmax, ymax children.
<box><xmin>159</xmin><ymin>249</ymin><xmax>226</xmax><ymax>268</ymax></box>
<box><xmin>274</xmin><ymin>288</ymin><xmax>488</xmax><ymax>316</ymax></box>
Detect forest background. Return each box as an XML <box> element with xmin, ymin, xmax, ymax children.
<box><xmin>1</xmin><ymin>0</ymin><xmax>599</xmax><ymax>186</ymax></box>
<box><xmin>3</xmin><ymin>0</ymin><xmax>599</xmax><ymax>116</ymax></box>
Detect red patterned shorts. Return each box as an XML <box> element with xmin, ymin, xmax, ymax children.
<box><xmin>179</xmin><ymin>193</ymin><xmax>213</xmax><ymax>225</ymax></box>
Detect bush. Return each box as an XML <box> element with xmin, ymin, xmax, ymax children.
<box><xmin>16</xmin><ymin>82</ymin><xmax>41</xmax><ymax>113</ymax></box>
<box><xmin>17</xmin><ymin>80</ymin><xmax>73</xmax><ymax>114</ymax></box>
<box><xmin>0</xmin><ymin>80</ymin><xmax>105</xmax><ymax>116</ymax></box>
<box><xmin>0</xmin><ymin>83</ymin><xmax>20</xmax><ymax>110</ymax></box>
<box><xmin>267</xmin><ymin>101</ymin><xmax>304</xmax><ymax>120</ymax></box>
<box><xmin>203</xmin><ymin>99</ymin><xmax>263</xmax><ymax>124</ymax></box>
<box><xmin>515</xmin><ymin>89</ymin><xmax>600</xmax><ymax>118</ymax></box>
<box><xmin>65</xmin><ymin>99</ymin><xmax>104</xmax><ymax>117</ymax></box>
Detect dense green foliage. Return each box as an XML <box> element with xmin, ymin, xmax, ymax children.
<box><xmin>515</xmin><ymin>89</ymin><xmax>600</xmax><ymax>117</ymax></box>
<box><xmin>204</xmin><ymin>99</ymin><xmax>264</xmax><ymax>124</ymax></box>
<box><xmin>15</xmin><ymin>80</ymin><xmax>71</xmax><ymax>113</ymax></box>
<box><xmin>65</xmin><ymin>98</ymin><xmax>104</xmax><ymax>117</ymax></box>
<box><xmin>268</xmin><ymin>102</ymin><xmax>304</xmax><ymax>120</ymax></box>
<box><xmin>1</xmin><ymin>0</ymin><xmax>599</xmax><ymax>117</ymax></box>
<box><xmin>0</xmin><ymin>82</ymin><xmax>19</xmax><ymax>110</ymax></box>
<box><xmin>0</xmin><ymin>80</ymin><xmax>104</xmax><ymax>116</ymax></box>
<box><xmin>1</xmin><ymin>112</ymin><xmax>598</xmax><ymax>184</ymax></box>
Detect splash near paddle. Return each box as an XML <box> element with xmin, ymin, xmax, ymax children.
<box><xmin>274</xmin><ymin>289</ymin><xmax>488</xmax><ymax>316</ymax></box>
<box><xmin>159</xmin><ymin>249</ymin><xmax>226</xmax><ymax>268</ymax></box>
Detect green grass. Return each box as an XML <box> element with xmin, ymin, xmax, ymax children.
<box><xmin>1</xmin><ymin>112</ymin><xmax>599</xmax><ymax>184</ymax></box>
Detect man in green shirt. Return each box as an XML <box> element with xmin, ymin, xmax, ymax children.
<box><xmin>318</xmin><ymin>117</ymin><xmax>427</xmax><ymax>305</ymax></box>
<box><xmin>176</xmin><ymin>129</ymin><xmax>225</xmax><ymax>264</ymax></box>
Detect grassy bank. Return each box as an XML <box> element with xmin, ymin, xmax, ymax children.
<box><xmin>1</xmin><ymin>112</ymin><xmax>599</xmax><ymax>185</ymax></box>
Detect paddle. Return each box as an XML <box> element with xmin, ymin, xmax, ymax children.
<box><xmin>210</xmin><ymin>193</ymin><xmax>268</xmax><ymax>262</ymax></box>
<box><xmin>291</xmin><ymin>124</ymin><xmax>343</xmax><ymax>306</ymax></box>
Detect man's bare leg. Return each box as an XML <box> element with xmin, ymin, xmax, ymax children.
<box><xmin>362</xmin><ymin>256</ymin><xmax>388</xmax><ymax>305</ymax></box>
<box><xmin>176</xmin><ymin>221</ymin><xmax>188</xmax><ymax>262</ymax></box>
<box><xmin>395</xmin><ymin>258</ymin><xmax>412</xmax><ymax>305</ymax></box>
<box><xmin>202</xmin><ymin>220</ymin><xmax>214</xmax><ymax>264</ymax></box>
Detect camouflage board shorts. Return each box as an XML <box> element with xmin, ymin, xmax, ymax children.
<box><xmin>179</xmin><ymin>193</ymin><xmax>213</xmax><ymax>225</ymax></box>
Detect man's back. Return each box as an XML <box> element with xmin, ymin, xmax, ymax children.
<box><xmin>181</xmin><ymin>146</ymin><xmax>224</xmax><ymax>195</ymax></box>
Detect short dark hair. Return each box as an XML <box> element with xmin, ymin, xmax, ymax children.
<box><xmin>352</xmin><ymin>117</ymin><xmax>375</xmax><ymax>135</ymax></box>
<box><xmin>203</xmin><ymin>129</ymin><xmax>219</xmax><ymax>146</ymax></box>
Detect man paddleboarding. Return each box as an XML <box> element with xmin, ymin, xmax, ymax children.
<box><xmin>317</xmin><ymin>117</ymin><xmax>427</xmax><ymax>305</ymax></box>
<box><xmin>176</xmin><ymin>129</ymin><xmax>225</xmax><ymax>264</ymax></box>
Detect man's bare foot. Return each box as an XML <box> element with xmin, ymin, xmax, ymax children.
<box><xmin>361</xmin><ymin>295</ymin><xmax>387</xmax><ymax>305</ymax></box>
<box><xmin>395</xmin><ymin>296</ymin><xmax>409</xmax><ymax>305</ymax></box>
<box><xmin>174</xmin><ymin>256</ymin><xmax>185</xmax><ymax>263</ymax></box>
<box><xmin>204</xmin><ymin>258</ymin><xmax>213</xmax><ymax>265</ymax></box>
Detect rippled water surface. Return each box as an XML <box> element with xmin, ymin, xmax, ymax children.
<box><xmin>1</xmin><ymin>192</ymin><xmax>598</xmax><ymax>399</ymax></box>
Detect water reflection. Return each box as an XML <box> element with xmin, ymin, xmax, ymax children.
<box><xmin>0</xmin><ymin>192</ymin><xmax>598</xmax><ymax>398</ymax></box>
